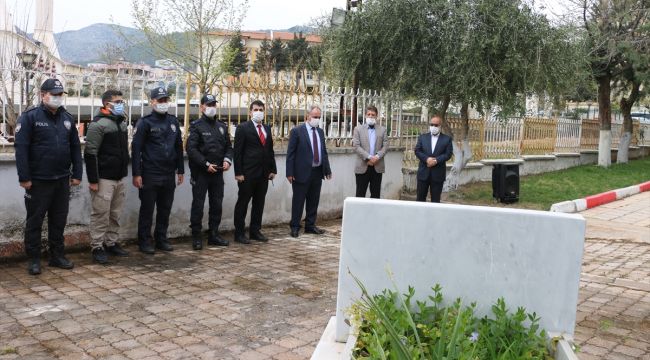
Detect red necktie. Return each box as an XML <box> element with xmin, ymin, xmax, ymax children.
<box><xmin>257</xmin><ymin>124</ymin><xmax>266</xmax><ymax>146</ymax></box>
<box><xmin>312</xmin><ymin>128</ymin><xmax>319</xmax><ymax>164</ymax></box>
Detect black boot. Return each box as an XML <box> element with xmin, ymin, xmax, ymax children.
<box><xmin>92</xmin><ymin>248</ymin><xmax>108</xmax><ymax>264</ymax></box>
<box><xmin>155</xmin><ymin>239</ymin><xmax>174</xmax><ymax>252</ymax></box>
<box><xmin>28</xmin><ymin>257</ymin><xmax>41</xmax><ymax>275</ymax></box>
<box><xmin>48</xmin><ymin>254</ymin><xmax>74</xmax><ymax>270</ymax></box>
<box><xmin>139</xmin><ymin>239</ymin><xmax>155</xmax><ymax>255</ymax></box>
<box><xmin>208</xmin><ymin>230</ymin><xmax>229</xmax><ymax>246</ymax></box>
<box><xmin>192</xmin><ymin>232</ymin><xmax>203</xmax><ymax>250</ymax></box>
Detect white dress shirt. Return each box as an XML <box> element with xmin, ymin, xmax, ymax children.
<box><xmin>305</xmin><ymin>122</ymin><xmax>322</xmax><ymax>167</ymax></box>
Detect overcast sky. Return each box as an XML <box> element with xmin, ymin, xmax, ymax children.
<box><xmin>6</xmin><ymin>0</ymin><xmax>343</xmax><ymax>33</ymax></box>
<box><xmin>5</xmin><ymin>0</ymin><xmax>572</xmax><ymax>33</ymax></box>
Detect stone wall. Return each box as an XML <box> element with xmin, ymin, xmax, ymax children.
<box><xmin>0</xmin><ymin>149</ymin><xmax>405</xmax><ymax>259</ymax></box>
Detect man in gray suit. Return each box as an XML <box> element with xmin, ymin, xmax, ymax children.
<box><xmin>352</xmin><ymin>105</ymin><xmax>389</xmax><ymax>198</ymax></box>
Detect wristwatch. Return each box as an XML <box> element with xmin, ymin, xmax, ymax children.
<box><xmin>205</xmin><ymin>161</ymin><xmax>211</xmax><ymax>168</ymax></box>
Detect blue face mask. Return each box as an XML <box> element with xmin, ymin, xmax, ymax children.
<box><xmin>110</xmin><ymin>102</ymin><xmax>125</xmax><ymax>116</ymax></box>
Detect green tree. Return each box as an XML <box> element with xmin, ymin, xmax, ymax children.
<box><xmin>324</xmin><ymin>0</ymin><xmax>579</xmax><ymax>187</ymax></box>
<box><xmin>582</xmin><ymin>0</ymin><xmax>648</xmax><ymax>167</ymax></box>
<box><xmin>286</xmin><ymin>33</ymin><xmax>310</xmax><ymax>87</ymax></box>
<box><xmin>129</xmin><ymin>0</ymin><xmax>249</xmax><ymax>92</ymax></box>
<box><xmin>221</xmin><ymin>31</ymin><xmax>248</xmax><ymax>79</ymax></box>
<box><xmin>253</xmin><ymin>38</ymin><xmax>287</xmax><ymax>84</ymax></box>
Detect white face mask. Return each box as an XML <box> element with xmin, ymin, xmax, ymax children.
<box><xmin>204</xmin><ymin>107</ymin><xmax>217</xmax><ymax>118</ymax></box>
<box><xmin>309</xmin><ymin>117</ymin><xmax>320</xmax><ymax>128</ymax></box>
<box><xmin>45</xmin><ymin>95</ymin><xmax>64</xmax><ymax>109</ymax></box>
<box><xmin>430</xmin><ymin>125</ymin><xmax>440</xmax><ymax>136</ymax></box>
<box><xmin>366</xmin><ymin>118</ymin><xmax>376</xmax><ymax>126</ymax></box>
<box><xmin>154</xmin><ymin>102</ymin><xmax>170</xmax><ymax>114</ymax></box>
<box><xmin>251</xmin><ymin>110</ymin><xmax>264</xmax><ymax>123</ymax></box>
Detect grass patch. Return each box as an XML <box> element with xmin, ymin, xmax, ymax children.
<box><xmin>0</xmin><ymin>347</ymin><xmax>17</xmax><ymax>355</ymax></box>
<box><xmin>447</xmin><ymin>157</ymin><xmax>650</xmax><ymax>210</ymax></box>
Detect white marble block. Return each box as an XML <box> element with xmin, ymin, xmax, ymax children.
<box><xmin>336</xmin><ymin>198</ymin><xmax>586</xmax><ymax>342</ymax></box>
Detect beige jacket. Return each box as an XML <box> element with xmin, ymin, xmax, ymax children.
<box><xmin>352</xmin><ymin>124</ymin><xmax>389</xmax><ymax>174</ymax></box>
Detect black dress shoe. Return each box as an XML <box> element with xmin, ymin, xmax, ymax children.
<box><xmin>106</xmin><ymin>244</ymin><xmax>129</xmax><ymax>257</ymax></box>
<box><xmin>192</xmin><ymin>233</ymin><xmax>203</xmax><ymax>250</ymax></box>
<box><xmin>48</xmin><ymin>256</ymin><xmax>74</xmax><ymax>269</ymax></box>
<box><xmin>249</xmin><ymin>231</ymin><xmax>268</xmax><ymax>242</ymax></box>
<box><xmin>234</xmin><ymin>234</ymin><xmax>251</xmax><ymax>244</ymax></box>
<box><xmin>138</xmin><ymin>241</ymin><xmax>155</xmax><ymax>255</ymax></box>
<box><xmin>155</xmin><ymin>241</ymin><xmax>174</xmax><ymax>252</ymax></box>
<box><xmin>290</xmin><ymin>229</ymin><xmax>300</xmax><ymax>238</ymax></box>
<box><xmin>207</xmin><ymin>232</ymin><xmax>229</xmax><ymax>246</ymax></box>
<box><xmin>28</xmin><ymin>258</ymin><xmax>41</xmax><ymax>275</ymax></box>
<box><xmin>92</xmin><ymin>248</ymin><xmax>109</xmax><ymax>264</ymax></box>
<box><xmin>305</xmin><ymin>226</ymin><xmax>325</xmax><ymax>235</ymax></box>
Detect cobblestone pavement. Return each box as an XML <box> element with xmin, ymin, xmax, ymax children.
<box><xmin>0</xmin><ymin>220</ymin><xmax>342</xmax><ymax>360</ymax></box>
<box><xmin>575</xmin><ymin>191</ymin><xmax>650</xmax><ymax>360</ymax></box>
<box><xmin>1</xmin><ymin>193</ymin><xmax>649</xmax><ymax>359</ymax></box>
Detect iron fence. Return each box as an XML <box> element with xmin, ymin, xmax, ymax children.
<box><xmin>1</xmin><ymin>68</ymin><xmax>647</xmax><ymax>164</ymax></box>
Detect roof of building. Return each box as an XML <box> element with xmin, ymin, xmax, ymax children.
<box><xmin>210</xmin><ymin>30</ymin><xmax>322</xmax><ymax>43</ymax></box>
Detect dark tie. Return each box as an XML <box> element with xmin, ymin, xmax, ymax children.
<box><xmin>257</xmin><ymin>124</ymin><xmax>266</xmax><ymax>146</ymax></box>
<box><xmin>312</xmin><ymin>128</ymin><xmax>319</xmax><ymax>164</ymax></box>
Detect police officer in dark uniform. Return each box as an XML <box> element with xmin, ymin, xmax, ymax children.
<box><xmin>187</xmin><ymin>94</ymin><xmax>233</xmax><ymax>250</ymax></box>
<box><xmin>131</xmin><ymin>87</ymin><xmax>184</xmax><ymax>254</ymax></box>
<box><xmin>15</xmin><ymin>78</ymin><xmax>83</xmax><ymax>275</ymax></box>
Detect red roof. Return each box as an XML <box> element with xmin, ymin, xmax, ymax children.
<box><xmin>210</xmin><ymin>30</ymin><xmax>322</xmax><ymax>44</ymax></box>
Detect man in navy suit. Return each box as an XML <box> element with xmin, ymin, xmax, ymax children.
<box><xmin>286</xmin><ymin>105</ymin><xmax>332</xmax><ymax>238</ymax></box>
<box><xmin>233</xmin><ymin>100</ymin><xmax>277</xmax><ymax>244</ymax></box>
<box><xmin>414</xmin><ymin>114</ymin><xmax>453</xmax><ymax>202</ymax></box>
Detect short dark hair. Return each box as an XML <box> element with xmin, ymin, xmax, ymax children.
<box><xmin>249</xmin><ymin>100</ymin><xmax>265</xmax><ymax>111</ymax></box>
<box><xmin>366</xmin><ymin>105</ymin><xmax>378</xmax><ymax>114</ymax></box>
<box><xmin>102</xmin><ymin>90</ymin><xmax>123</xmax><ymax>106</ymax></box>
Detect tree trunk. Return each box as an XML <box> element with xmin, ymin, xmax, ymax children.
<box><xmin>616</xmin><ymin>81</ymin><xmax>639</xmax><ymax>164</ymax></box>
<box><xmin>444</xmin><ymin>102</ymin><xmax>473</xmax><ymax>192</ymax></box>
<box><xmin>597</xmin><ymin>74</ymin><xmax>612</xmax><ymax>167</ymax></box>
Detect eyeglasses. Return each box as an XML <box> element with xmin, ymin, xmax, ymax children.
<box><xmin>429</xmin><ymin>124</ymin><xmax>440</xmax><ymax>127</ymax></box>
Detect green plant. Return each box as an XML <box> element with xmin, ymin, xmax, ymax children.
<box><xmin>351</xmin><ymin>276</ymin><xmax>552</xmax><ymax>359</ymax></box>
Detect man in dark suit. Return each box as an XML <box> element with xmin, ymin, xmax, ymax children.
<box><xmin>233</xmin><ymin>100</ymin><xmax>277</xmax><ymax>244</ymax></box>
<box><xmin>286</xmin><ymin>105</ymin><xmax>332</xmax><ymax>238</ymax></box>
<box><xmin>414</xmin><ymin>114</ymin><xmax>453</xmax><ymax>202</ymax></box>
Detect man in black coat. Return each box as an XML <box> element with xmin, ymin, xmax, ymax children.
<box><xmin>14</xmin><ymin>78</ymin><xmax>83</xmax><ymax>275</ymax></box>
<box><xmin>286</xmin><ymin>105</ymin><xmax>332</xmax><ymax>238</ymax></box>
<box><xmin>187</xmin><ymin>94</ymin><xmax>233</xmax><ymax>250</ymax></box>
<box><xmin>232</xmin><ymin>100</ymin><xmax>277</xmax><ymax>244</ymax></box>
<box><xmin>414</xmin><ymin>114</ymin><xmax>453</xmax><ymax>203</ymax></box>
<box><xmin>131</xmin><ymin>87</ymin><xmax>184</xmax><ymax>254</ymax></box>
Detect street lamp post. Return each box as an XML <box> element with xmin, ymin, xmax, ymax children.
<box><xmin>16</xmin><ymin>51</ymin><xmax>38</xmax><ymax>108</ymax></box>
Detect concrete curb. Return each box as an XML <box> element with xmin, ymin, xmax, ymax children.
<box><xmin>550</xmin><ymin>181</ymin><xmax>650</xmax><ymax>213</ymax></box>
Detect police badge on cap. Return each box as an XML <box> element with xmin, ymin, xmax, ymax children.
<box><xmin>40</xmin><ymin>78</ymin><xmax>67</xmax><ymax>95</ymax></box>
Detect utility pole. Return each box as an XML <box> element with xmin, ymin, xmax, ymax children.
<box><xmin>347</xmin><ymin>0</ymin><xmax>362</xmax><ymax>130</ymax></box>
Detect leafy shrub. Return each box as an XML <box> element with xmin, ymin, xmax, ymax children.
<box><xmin>351</xmin><ymin>281</ymin><xmax>551</xmax><ymax>360</ymax></box>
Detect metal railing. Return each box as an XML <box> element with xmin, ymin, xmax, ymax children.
<box><xmin>1</xmin><ymin>68</ymin><xmax>648</xmax><ymax>162</ymax></box>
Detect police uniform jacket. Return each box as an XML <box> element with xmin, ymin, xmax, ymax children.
<box><xmin>187</xmin><ymin>115</ymin><xmax>233</xmax><ymax>176</ymax></box>
<box><xmin>131</xmin><ymin>111</ymin><xmax>184</xmax><ymax>178</ymax></box>
<box><xmin>83</xmin><ymin>109</ymin><xmax>129</xmax><ymax>183</ymax></box>
<box><xmin>14</xmin><ymin>104</ymin><xmax>83</xmax><ymax>182</ymax></box>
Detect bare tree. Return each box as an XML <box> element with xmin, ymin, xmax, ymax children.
<box><xmin>129</xmin><ymin>0</ymin><xmax>249</xmax><ymax>92</ymax></box>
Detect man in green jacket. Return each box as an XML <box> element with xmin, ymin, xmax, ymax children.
<box><xmin>84</xmin><ymin>90</ymin><xmax>130</xmax><ymax>264</ymax></box>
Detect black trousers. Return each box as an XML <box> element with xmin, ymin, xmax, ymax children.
<box><xmin>290</xmin><ymin>166</ymin><xmax>323</xmax><ymax>231</ymax></box>
<box><xmin>234</xmin><ymin>175</ymin><xmax>269</xmax><ymax>235</ymax></box>
<box><xmin>138</xmin><ymin>174</ymin><xmax>176</xmax><ymax>244</ymax></box>
<box><xmin>24</xmin><ymin>178</ymin><xmax>70</xmax><ymax>258</ymax></box>
<box><xmin>416</xmin><ymin>177</ymin><xmax>444</xmax><ymax>203</ymax></box>
<box><xmin>355</xmin><ymin>166</ymin><xmax>382</xmax><ymax>198</ymax></box>
<box><xmin>190</xmin><ymin>172</ymin><xmax>224</xmax><ymax>233</ymax></box>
